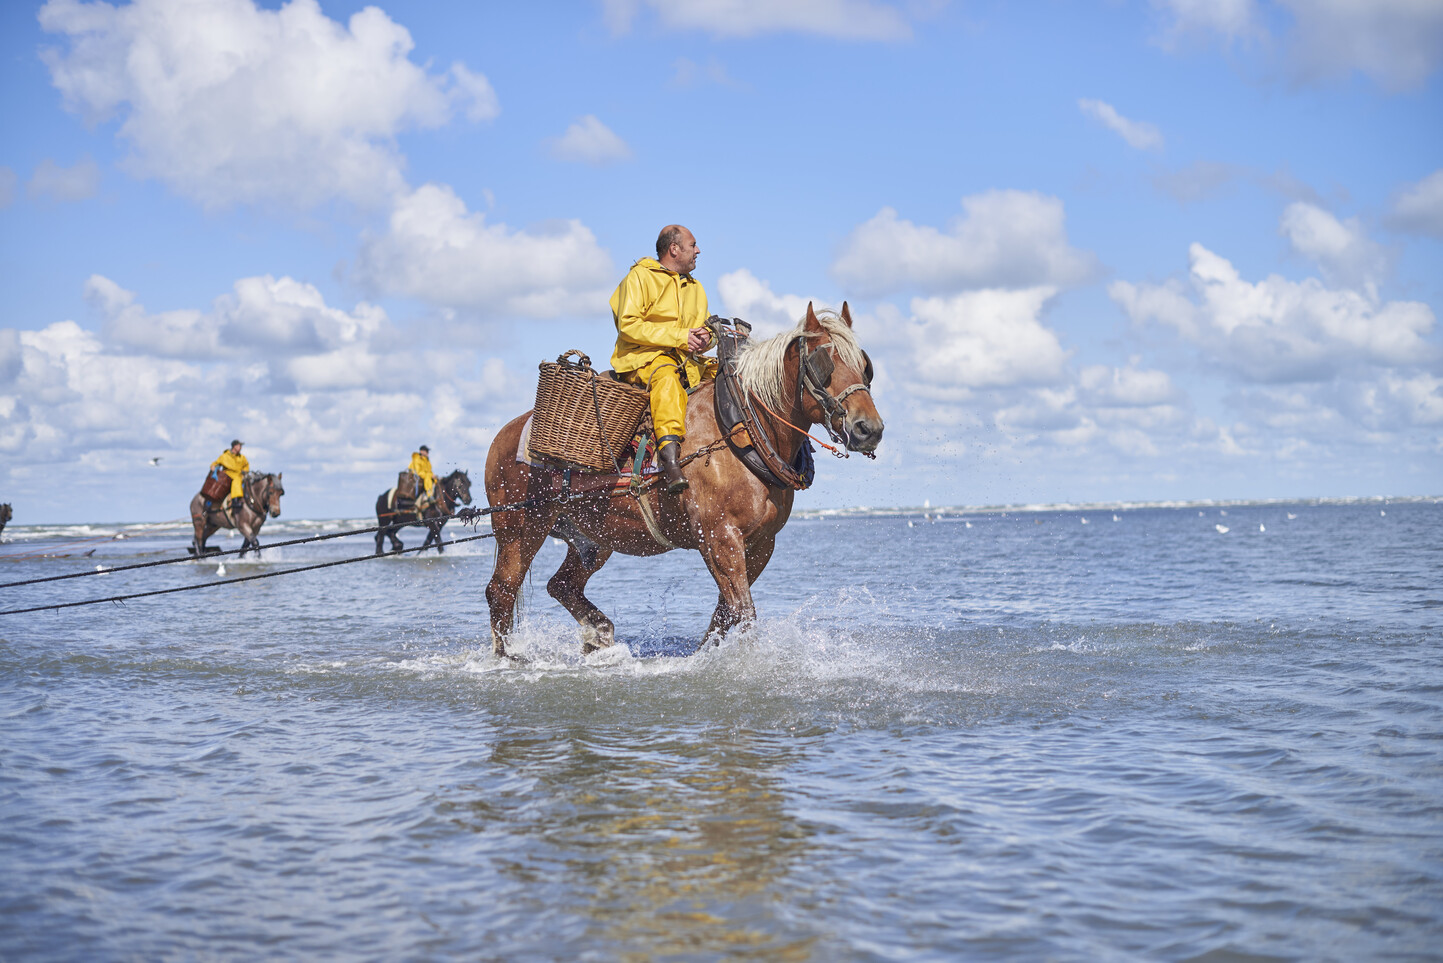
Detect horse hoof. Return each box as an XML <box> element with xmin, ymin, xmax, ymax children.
<box><xmin>579</xmin><ymin>622</ymin><xmax>615</xmax><ymax>655</ymax></box>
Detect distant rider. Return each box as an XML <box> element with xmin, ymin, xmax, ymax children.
<box><xmin>610</xmin><ymin>224</ymin><xmax>716</xmax><ymax>494</ymax></box>
<box><xmin>409</xmin><ymin>445</ymin><xmax>436</xmax><ymax>504</ymax></box>
<box><xmin>209</xmin><ymin>439</ymin><xmax>249</xmax><ymax>512</ymax></box>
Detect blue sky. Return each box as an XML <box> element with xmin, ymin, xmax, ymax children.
<box><xmin>2</xmin><ymin>0</ymin><xmax>1440</xmax><ymax>523</ymax></box>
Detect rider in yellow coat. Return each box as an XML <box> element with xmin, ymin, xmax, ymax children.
<box><xmin>210</xmin><ymin>439</ymin><xmax>249</xmax><ymax>510</ymax></box>
<box><xmin>610</xmin><ymin>224</ymin><xmax>716</xmax><ymax>494</ymax></box>
<box><xmin>409</xmin><ymin>446</ymin><xmax>436</xmax><ymax>499</ymax></box>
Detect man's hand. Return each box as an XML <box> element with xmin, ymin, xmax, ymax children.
<box><xmin>686</xmin><ymin>327</ymin><xmax>711</xmax><ymax>353</ymax></box>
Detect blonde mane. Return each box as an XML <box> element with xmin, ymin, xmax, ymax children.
<box><xmin>733</xmin><ymin>309</ymin><xmax>866</xmax><ymax>410</ymax></box>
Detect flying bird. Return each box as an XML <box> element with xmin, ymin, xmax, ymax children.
<box><xmin>149</xmin><ymin>457</ymin><xmax>163</xmax><ymax>466</ymax></box>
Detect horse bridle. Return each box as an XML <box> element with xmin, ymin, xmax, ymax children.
<box><xmin>242</xmin><ymin>475</ymin><xmax>282</xmax><ymax>518</ymax></box>
<box><xmin>797</xmin><ymin>334</ymin><xmax>875</xmax><ymax>454</ymax></box>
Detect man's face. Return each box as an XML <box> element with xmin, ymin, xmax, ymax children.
<box><xmin>231</xmin><ymin>444</ymin><xmax>243</xmax><ymax>455</ymax></box>
<box><xmin>670</xmin><ymin>230</ymin><xmax>699</xmax><ymax>274</ymax></box>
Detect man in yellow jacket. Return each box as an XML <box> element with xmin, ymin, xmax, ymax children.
<box><xmin>210</xmin><ymin>439</ymin><xmax>249</xmax><ymax>511</ymax></box>
<box><xmin>610</xmin><ymin>224</ymin><xmax>716</xmax><ymax>494</ymax></box>
<box><xmin>409</xmin><ymin>445</ymin><xmax>436</xmax><ymax>502</ymax></box>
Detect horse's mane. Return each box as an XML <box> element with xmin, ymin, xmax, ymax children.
<box><xmin>733</xmin><ymin>309</ymin><xmax>866</xmax><ymax>410</ymax></box>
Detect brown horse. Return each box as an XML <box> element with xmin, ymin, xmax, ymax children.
<box><xmin>483</xmin><ymin>303</ymin><xmax>883</xmax><ymax>659</ymax></box>
<box><xmin>374</xmin><ymin>469</ymin><xmax>473</xmax><ymax>554</ymax></box>
<box><xmin>188</xmin><ymin>472</ymin><xmax>284</xmax><ymax>558</ymax></box>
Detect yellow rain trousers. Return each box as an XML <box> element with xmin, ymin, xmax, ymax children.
<box><xmin>610</xmin><ymin>257</ymin><xmax>715</xmax><ymax>446</ymax></box>
<box><xmin>409</xmin><ymin>452</ymin><xmax>436</xmax><ymax>496</ymax></box>
<box><xmin>210</xmin><ymin>450</ymin><xmax>250</xmax><ymax>501</ymax></box>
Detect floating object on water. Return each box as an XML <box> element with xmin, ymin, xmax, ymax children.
<box><xmin>1380</xmin><ymin>510</ymin><xmax>1386</xmax><ymax>517</ymax></box>
<box><xmin>216</xmin><ymin>563</ymin><xmax>226</xmax><ymax>576</ymax></box>
<box><xmin>1287</xmin><ymin>513</ymin><xmax>1297</xmax><ymax>520</ymax></box>
<box><xmin>906</xmin><ymin>520</ymin><xmax>914</xmax><ymax>528</ymax></box>
<box><xmin>1081</xmin><ymin>517</ymin><xmax>1088</xmax><ymax>525</ymax></box>
<box><xmin>1215</xmin><ymin>524</ymin><xmax>1230</xmax><ymax>534</ymax></box>
<box><xmin>95</xmin><ymin>564</ymin><xmax>107</xmax><ymax>572</ymax></box>
<box><xmin>1220</xmin><ymin>510</ymin><xmax>1228</xmax><ymax>517</ymax></box>
<box><xmin>1259</xmin><ymin>523</ymin><xmax>1266</xmax><ymax>532</ymax></box>
<box><xmin>964</xmin><ymin>521</ymin><xmax>973</xmax><ymax>528</ymax></box>
<box><xmin>1113</xmin><ymin>514</ymin><xmax>1120</xmax><ymax>522</ymax></box>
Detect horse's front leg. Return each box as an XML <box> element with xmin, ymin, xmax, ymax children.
<box><xmin>432</xmin><ymin>521</ymin><xmax>446</xmax><ymax>554</ymax></box>
<box><xmin>487</xmin><ymin>505</ymin><xmax>560</xmax><ymax>658</ymax></box>
<box><xmin>699</xmin><ymin>525</ymin><xmax>755</xmax><ymax>645</ymax></box>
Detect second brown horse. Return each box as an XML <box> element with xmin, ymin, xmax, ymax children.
<box><xmin>483</xmin><ymin>303</ymin><xmax>884</xmax><ymax>659</ymax></box>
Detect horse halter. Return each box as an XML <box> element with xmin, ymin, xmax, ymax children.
<box><xmin>797</xmin><ymin>334</ymin><xmax>875</xmax><ymax>455</ymax></box>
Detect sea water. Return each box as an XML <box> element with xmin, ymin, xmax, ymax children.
<box><xmin>1</xmin><ymin>499</ymin><xmax>1440</xmax><ymax>960</ymax></box>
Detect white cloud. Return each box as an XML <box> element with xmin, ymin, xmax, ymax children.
<box><xmin>907</xmin><ymin>288</ymin><xmax>1069</xmax><ymax>390</ymax></box>
<box><xmin>1077</xmin><ymin>99</ymin><xmax>1164</xmax><ymax>150</ymax></box>
<box><xmin>1278</xmin><ymin>0</ymin><xmax>1443</xmax><ymax>91</ymax></box>
<box><xmin>1279</xmin><ymin>201</ymin><xmax>1388</xmax><ymax>290</ymax></box>
<box><xmin>92</xmin><ymin>273</ymin><xmax>388</xmax><ymax>361</ymax></box>
<box><xmin>1387</xmin><ymin>168</ymin><xmax>1443</xmax><ymax>238</ymax></box>
<box><xmin>1110</xmin><ymin>241</ymin><xmax>1436</xmax><ymax>383</ymax></box>
<box><xmin>353</xmin><ymin>183</ymin><xmax>614</xmax><ymax>318</ymax></box>
<box><xmin>715</xmin><ymin>269</ymin><xmax>817</xmax><ymax>339</ymax></box>
<box><xmin>547</xmin><ymin>115</ymin><xmax>633</xmax><ymax>165</ymax></box>
<box><xmin>1079</xmin><ymin>363</ymin><xmax>1178</xmax><ymax>407</ymax></box>
<box><xmin>38</xmin><ymin>0</ymin><xmax>498</xmax><ymax>209</ymax></box>
<box><xmin>1154</xmin><ymin>0</ymin><xmax>1443</xmax><ymax>89</ymax></box>
<box><xmin>1151</xmin><ymin>0</ymin><xmax>1262</xmax><ymax>47</ymax></box>
<box><xmin>832</xmin><ymin>190</ymin><xmax>1098</xmax><ymax>296</ymax></box>
<box><xmin>0</xmin><ymin>278</ymin><xmax>528</xmax><ymax>514</ymax></box>
<box><xmin>601</xmin><ymin>0</ymin><xmax>914</xmax><ymax>40</ymax></box>
<box><xmin>27</xmin><ymin>156</ymin><xmax>100</xmax><ymax>201</ymax></box>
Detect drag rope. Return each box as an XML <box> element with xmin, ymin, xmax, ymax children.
<box><xmin>0</xmin><ymin>529</ymin><xmax>501</xmax><ymax>617</ymax></box>
<box><xmin>0</xmin><ymin>504</ymin><xmax>522</xmax><ymax>590</ymax></box>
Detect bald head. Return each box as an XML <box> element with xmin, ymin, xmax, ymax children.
<box><xmin>656</xmin><ymin>224</ymin><xmax>699</xmax><ymax>274</ymax></box>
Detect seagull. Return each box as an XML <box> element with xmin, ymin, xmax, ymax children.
<box><xmin>1112</xmin><ymin>514</ymin><xmax>1120</xmax><ymax>522</ymax></box>
<box><xmin>1380</xmin><ymin>510</ymin><xmax>1386</xmax><ymax>517</ymax></box>
<box><xmin>1287</xmin><ymin>513</ymin><xmax>1297</xmax><ymax>520</ymax></box>
<box><xmin>149</xmin><ymin>457</ymin><xmax>162</xmax><ymax>466</ymax></box>
<box><xmin>964</xmin><ymin>521</ymin><xmax>973</xmax><ymax>528</ymax></box>
<box><xmin>1259</xmin><ymin>523</ymin><xmax>1266</xmax><ymax>532</ymax></box>
<box><xmin>1215</xmin><ymin>524</ymin><xmax>1230</xmax><ymax>534</ymax></box>
<box><xmin>1080</xmin><ymin>517</ymin><xmax>1088</xmax><ymax>524</ymax></box>
<box><xmin>216</xmin><ymin>563</ymin><xmax>226</xmax><ymax>576</ymax></box>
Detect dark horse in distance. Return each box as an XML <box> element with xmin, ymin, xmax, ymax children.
<box><xmin>374</xmin><ymin>469</ymin><xmax>473</xmax><ymax>554</ymax></box>
<box><xmin>0</xmin><ymin>502</ymin><xmax>11</xmax><ymax>537</ymax></box>
<box><xmin>188</xmin><ymin>472</ymin><xmax>284</xmax><ymax>558</ymax></box>
<box><xmin>483</xmin><ymin>303</ymin><xmax>884</xmax><ymax>659</ymax></box>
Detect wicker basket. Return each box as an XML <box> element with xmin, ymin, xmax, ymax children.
<box><xmin>529</xmin><ymin>350</ymin><xmax>650</xmax><ymax>471</ymax></box>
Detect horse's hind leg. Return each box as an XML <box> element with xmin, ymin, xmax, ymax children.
<box><xmin>547</xmin><ymin>544</ymin><xmax>615</xmax><ymax>655</ymax></box>
<box><xmin>486</xmin><ymin>508</ymin><xmax>558</xmax><ymax>658</ymax></box>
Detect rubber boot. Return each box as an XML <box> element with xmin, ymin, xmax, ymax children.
<box><xmin>657</xmin><ymin>436</ymin><xmax>689</xmax><ymax>494</ymax></box>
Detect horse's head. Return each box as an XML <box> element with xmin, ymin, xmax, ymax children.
<box><xmin>796</xmin><ymin>302</ymin><xmax>884</xmax><ymax>454</ymax></box>
<box><xmin>263</xmin><ymin>472</ymin><xmax>284</xmax><ymax>518</ymax></box>
<box><xmin>0</xmin><ymin>503</ymin><xmax>11</xmax><ymax>524</ymax></box>
<box><xmin>447</xmin><ymin>469</ymin><xmax>474</xmax><ymax>506</ymax></box>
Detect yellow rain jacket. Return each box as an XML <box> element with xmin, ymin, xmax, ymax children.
<box><xmin>210</xmin><ymin>450</ymin><xmax>249</xmax><ymax>501</ymax></box>
<box><xmin>610</xmin><ymin>258</ymin><xmax>716</xmax><ymax>442</ymax></box>
<box><xmin>409</xmin><ymin>451</ymin><xmax>436</xmax><ymax>496</ymax></box>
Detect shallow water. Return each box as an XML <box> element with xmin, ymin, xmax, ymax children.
<box><xmin>2</xmin><ymin>500</ymin><xmax>1440</xmax><ymax>959</ymax></box>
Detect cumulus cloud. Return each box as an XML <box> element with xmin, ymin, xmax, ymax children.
<box><xmin>38</xmin><ymin>0</ymin><xmax>498</xmax><ymax>209</ymax></box>
<box><xmin>601</xmin><ymin>0</ymin><xmax>914</xmax><ymax>40</ymax></box>
<box><xmin>28</xmin><ymin>157</ymin><xmax>101</xmax><ymax>202</ymax></box>
<box><xmin>1151</xmin><ymin>0</ymin><xmax>1262</xmax><ymax>47</ymax></box>
<box><xmin>1109</xmin><ymin>241</ymin><xmax>1436</xmax><ymax>383</ymax></box>
<box><xmin>547</xmin><ymin>115</ymin><xmax>633</xmax><ymax>165</ymax></box>
<box><xmin>1279</xmin><ymin>201</ymin><xmax>1388</xmax><ymax>290</ymax></box>
<box><xmin>91</xmin><ymin>273</ymin><xmax>389</xmax><ymax>361</ymax></box>
<box><xmin>1077</xmin><ymin>99</ymin><xmax>1164</xmax><ymax>150</ymax></box>
<box><xmin>1078</xmin><ymin>363</ymin><xmax>1178</xmax><ymax>407</ymax></box>
<box><xmin>832</xmin><ymin>190</ymin><xmax>1098</xmax><ymax>296</ymax></box>
<box><xmin>0</xmin><ymin>277</ymin><xmax>527</xmax><ymax>515</ymax></box>
<box><xmin>906</xmin><ymin>288</ymin><xmax>1069</xmax><ymax>390</ymax></box>
<box><xmin>715</xmin><ymin>269</ymin><xmax>818</xmax><ymax>338</ymax></box>
<box><xmin>354</xmin><ymin>184</ymin><xmax>614</xmax><ymax>318</ymax></box>
<box><xmin>1153</xmin><ymin>0</ymin><xmax>1443</xmax><ymax>89</ymax></box>
<box><xmin>1387</xmin><ymin>168</ymin><xmax>1443</xmax><ymax>238</ymax></box>
<box><xmin>1278</xmin><ymin>0</ymin><xmax>1443</xmax><ymax>90</ymax></box>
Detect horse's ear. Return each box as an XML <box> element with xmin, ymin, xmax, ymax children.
<box><xmin>840</xmin><ymin>302</ymin><xmax>853</xmax><ymax>328</ymax></box>
<box><xmin>805</xmin><ymin>301</ymin><xmax>821</xmax><ymax>332</ymax></box>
